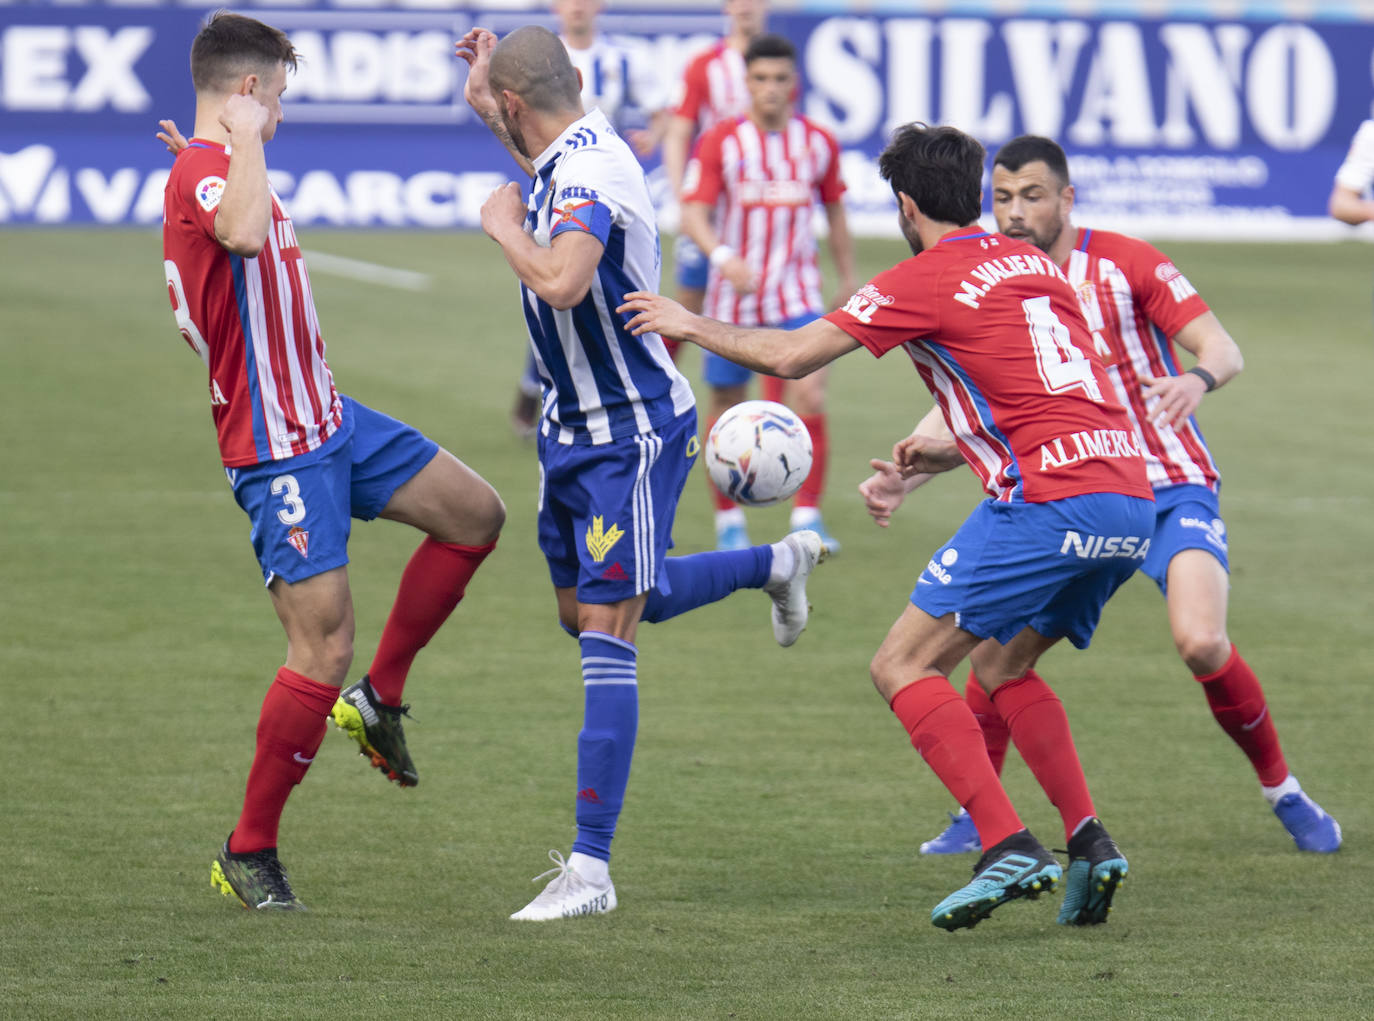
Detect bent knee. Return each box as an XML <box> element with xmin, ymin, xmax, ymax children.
<box><xmin>1175</xmin><ymin>628</ymin><xmax>1230</xmax><ymax>675</ymax></box>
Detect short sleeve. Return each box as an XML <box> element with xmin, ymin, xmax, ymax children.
<box><xmin>173</xmin><ymin>148</ymin><xmax>228</xmax><ymax>240</ymax></box>
<box><xmin>682</xmin><ymin>127</ymin><xmax>724</xmax><ymax>205</ymax></box>
<box><xmin>814</xmin><ymin>128</ymin><xmax>845</xmax><ymax>205</ymax></box>
<box><xmin>673</xmin><ymin>52</ymin><xmax>710</xmax><ymax>124</ymax></box>
<box><xmin>823</xmin><ymin>261</ymin><xmax>937</xmax><ymax>357</ymax></box>
<box><xmin>1335</xmin><ymin>120</ymin><xmax>1374</xmax><ymax>193</ymax></box>
<box><xmin>1121</xmin><ymin>239</ymin><xmax>1210</xmax><ymax>337</ymax></box>
<box><xmin>549</xmin><ymin>150</ymin><xmax>620</xmax><ymax>245</ymax></box>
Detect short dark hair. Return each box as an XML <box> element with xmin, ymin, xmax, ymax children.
<box><xmin>191</xmin><ymin>11</ymin><xmax>297</xmax><ymax>93</ymax></box>
<box><xmin>993</xmin><ymin>135</ymin><xmax>1071</xmax><ymax>188</ymax></box>
<box><xmin>877</xmin><ymin>123</ymin><xmax>984</xmax><ymax>226</ymax></box>
<box><xmin>489</xmin><ymin>25</ymin><xmax>583</xmax><ymax>115</ymax></box>
<box><xmin>744</xmin><ymin>33</ymin><xmax>796</xmax><ymax>65</ymax></box>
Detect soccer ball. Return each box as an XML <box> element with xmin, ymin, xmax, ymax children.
<box><xmin>704</xmin><ymin>400</ymin><xmax>813</xmax><ymax>507</ymax></box>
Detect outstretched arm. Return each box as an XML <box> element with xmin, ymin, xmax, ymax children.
<box><xmin>457</xmin><ymin>28</ymin><xmax>536</xmax><ymax>178</ymax></box>
<box><xmin>619</xmin><ymin>292</ymin><xmax>859</xmax><ymax>378</ymax></box>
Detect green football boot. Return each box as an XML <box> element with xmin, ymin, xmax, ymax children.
<box><xmin>210</xmin><ymin>839</ymin><xmax>305</xmax><ymax>910</ymax></box>
<box><xmin>331</xmin><ymin>676</ymin><xmax>418</xmax><ymax>787</ymax></box>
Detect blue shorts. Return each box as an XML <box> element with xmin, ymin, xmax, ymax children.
<box><xmin>227</xmin><ymin>396</ymin><xmax>439</xmax><ymax>586</ymax></box>
<box><xmin>912</xmin><ymin>492</ymin><xmax>1156</xmax><ymax>649</ymax></box>
<box><xmin>538</xmin><ymin>410</ymin><xmax>699</xmax><ymax>604</ymax></box>
<box><xmin>702</xmin><ymin>312</ymin><xmax>819</xmax><ymax>387</ymax></box>
<box><xmin>674</xmin><ymin>234</ymin><xmax>709</xmax><ymax>290</ymax></box>
<box><xmin>1139</xmin><ymin>484</ymin><xmax>1229</xmax><ymax>593</ymax></box>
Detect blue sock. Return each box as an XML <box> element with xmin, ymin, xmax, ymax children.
<box><xmin>641</xmin><ymin>546</ymin><xmax>772</xmax><ymax>623</ymax></box>
<box><xmin>572</xmin><ymin>631</ymin><xmax>639</xmax><ymax>861</ymax></box>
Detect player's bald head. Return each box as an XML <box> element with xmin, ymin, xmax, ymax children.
<box><xmin>490</xmin><ymin>25</ymin><xmax>583</xmax><ymax>115</ymax></box>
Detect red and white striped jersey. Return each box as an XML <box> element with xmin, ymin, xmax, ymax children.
<box><xmin>1062</xmin><ymin>228</ymin><xmax>1218</xmax><ymax>492</ymax></box>
<box><xmin>163</xmin><ymin>140</ymin><xmax>342</xmax><ymax>468</ymax></box>
<box><xmin>826</xmin><ymin>229</ymin><xmax>1152</xmax><ymax>505</ymax></box>
<box><xmin>672</xmin><ymin>40</ymin><xmax>748</xmax><ymax>134</ymax></box>
<box><xmin>684</xmin><ymin>113</ymin><xmax>845</xmax><ymax>325</ymax></box>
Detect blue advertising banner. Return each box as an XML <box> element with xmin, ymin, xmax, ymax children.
<box><xmin>2</xmin><ymin>4</ymin><xmax>1371</xmax><ymax>237</ymax></box>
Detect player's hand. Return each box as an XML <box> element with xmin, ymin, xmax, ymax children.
<box><xmin>1142</xmin><ymin>371</ymin><xmax>1206</xmax><ymax>428</ymax></box>
<box><xmin>480</xmin><ymin>181</ymin><xmax>527</xmax><ymax>241</ymax></box>
<box><xmin>720</xmin><ymin>255</ymin><xmax>758</xmax><ymax>294</ymax></box>
<box><xmin>157</xmin><ymin>118</ymin><xmax>189</xmax><ymax>155</ymax></box>
<box><xmin>858</xmin><ymin>459</ymin><xmax>908</xmax><ymax>528</ymax></box>
<box><xmin>457</xmin><ymin>29</ymin><xmax>500</xmax><ymax>118</ymax></box>
<box><xmin>893</xmin><ymin>432</ymin><xmax>961</xmax><ymax>476</ymax></box>
<box><xmin>219</xmin><ymin>93</ymin><xmax>269</xmax><ymax>139</ymax></box>
<box><xmin>618</xmin><ymin>291</ymin><xmax>695</xmax><ymax>340</ymax></box>
<box><xmin>627</xmin><ymin>128</ymin><xmax>657</xmax><ymax>158</ymax></box>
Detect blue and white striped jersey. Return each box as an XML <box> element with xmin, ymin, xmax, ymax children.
<box><xmin>564</xmin><ymin>34</ymin><xmax>665</xmax><ymax>132</ymax></box>
<box><xmin>521</xmin><ymin>108</ymin><xmax>695</xmax><ymax>446</ymax></box>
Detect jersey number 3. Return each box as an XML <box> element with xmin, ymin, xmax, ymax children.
<box><xmin>271</xmin><ymin>474</ymin><xmax>307</xmax><ymax>525</ymax></box>
<box><xmin>1023</xmin><ymin>296</ymin><xmax>1103</xmax><ymax>402</ymax></box>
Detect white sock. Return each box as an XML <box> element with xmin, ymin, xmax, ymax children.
<box><xmin>768</xmin><ymin>540</ymin><xmax>797</xmax><ymax>585</ymax></box>
<box><xmin>1261</xmin><ymin>773</ymin><xmax>1301</xmax><ymax>806</ymax></box>
<box><xmin>790</xmin><ymin>505</ymin><xmax>820</xmax><ymax>529</ymax></box>
<box><xmin>567</xmin><ymin>851</ymin><xmax>610</xmax><ymax>886</ymax></box>
<box><xmin>715</xmin><ymin>508</ymin><xmax>746</xmax><ymax>530</ymax></box>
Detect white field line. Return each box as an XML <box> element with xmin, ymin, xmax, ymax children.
<box><xmin>303</xmin><ymin>250</ymin><xmax>432</xmax><ymax>291</ymax></box>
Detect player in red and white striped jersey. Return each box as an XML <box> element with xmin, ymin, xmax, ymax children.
<box><xmin>870</xmin><ymin>134</ymin><xmax>1339</xmax><ymax>856</ymax></box>
<box><xmin>624</xmin><ymin>124</ymin><xmax>1158</xmax><ymax>929</ymax></box>
<box><xmin>661</xmin><ymin>0</ymin><xmax>768</xmax><ymax>328</ymax></box>
<box><xmin>161</xmin><ymin>13</ymin><xmax>505</xmax><ymax>910</ymax></box>
<box><xmin>681</xmin><ymin>33</ymin><xmax>855</xmax><ymax>552</ymax></box>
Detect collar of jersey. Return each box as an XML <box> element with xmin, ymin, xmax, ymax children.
<box><xmin>187</xmin><ymin>138</ymin><xmax>226</xmax><ymax>152</ymax></box>
<box><xmin>532</xmin><ymin>107</ymin><xmax>614</xmax><ymax>172</ymax></box>
<box><xmin>938</xmin><ymin>227</ymin><xmax>992</xmax><ymax>244</ymax></box>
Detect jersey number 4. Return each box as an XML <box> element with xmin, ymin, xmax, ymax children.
<box><xmin>1023</xmin><ymin>296</ymin><xmax>1103</xmax><ymax>402</ymax></box>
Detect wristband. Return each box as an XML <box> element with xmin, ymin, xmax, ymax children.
<box><xmin>1186</xmin><ymin>366</ymin><xmax>1217</xmax><ymax>392</ymax></box>
<box><xmin>709</xmin><ymin>244</ymin><xmax>735</xmax><ymax>269</ymax></box>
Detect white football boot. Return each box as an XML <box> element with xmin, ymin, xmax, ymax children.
<box><xmin>764</xmin><ymin>529</ymin><xmax>827</xmax><ymax>648</ymax></box>
<box><xmin>510</xmin><ymin>850</ymin><xmax>617</xmax><ymax>921</ymax></box>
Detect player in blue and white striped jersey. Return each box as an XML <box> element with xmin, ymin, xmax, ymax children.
<box><xmin>509</xmin><ymin>0</ymin><xmax>671</xmax><ymax>436</ymax></box>
<box><xmin>458</xmin><ymin>24</ymin><xmax>826</xmax><ymax>922</ymax></box>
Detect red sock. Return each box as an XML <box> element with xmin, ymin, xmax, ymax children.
<box><xmin>229</xmin><ymin>668</ymin><xmax>339</xmax><ymax>854</ymax></box>
<box><xmin>760</xmin><ymin>375</ymin><xmax>784</xmax><ymax>404</ymax></box>
<box><xmin>992</xmin><ymin>671</ymin><xmax>1096</xmax><ymax>844</ymax></box>
<box><xmin>890</xmin><ymin>676</ymin><xmax>1023</xmax><ymax>849</ymax></box>
<box><xmin>1195</xmin><ymin>644</ymin><xmax>1288</xmax><ymax>787</ymax></box>
<box><xmin>965</xmin><ymin>671</ymin><xmax>1010</xmax><ymax>775</ymax></box>
<box><xmin>795</xmin><ymin>414</ymin><xmax>828</xmax><ymax>508</ymax></box>
<box><xmin>368</xmin><ymin>537</ymin><xmax>496</xmax><ymax>705</ymax></box>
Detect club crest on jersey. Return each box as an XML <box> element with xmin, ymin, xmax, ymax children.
<box><xmin>287</xmin><ymin>526</ymin><xmax>309</xmax><ymax>558</ymax></box>
<box><xmin>585</xmin><ymin>515</ymin><xmax>625</xmax><ymax>563</ymax></box>
<box><xmin>840</xmin><ymin>284</ymin><xmax>895</xmax><ymax>325</ymax></box>
<box><xmin>555</xmin><ymin>199</ymin><xmax>596</xmax><ymax>231</ymax></box>
<box><xmin>195</xmin><ymin>176</ymin><xmax>226</xmax><ymax>211</ymax></box>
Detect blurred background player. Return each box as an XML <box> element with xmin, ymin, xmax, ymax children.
<box><xmin>510</xmin><ymin>0</ymin><xmax>672</xmax><ymax>437</ymax></box>
<box><xmin>622</xmin><ymin>123</ymin><xmax>1158</xmax><ymax>930</ymax></box>
<box><xmin>679</xmin><ymin>34</ymin><xmax>854</xmax><ymax>552</ymax></box>
<box><xmin>458</xmin><ymin>25</ymin><xmax>825</xmax><ymax>921</ymax></box>
<box><xmin>865</xmin><ymin>134</ymin><xmax>1341</xmax><ymax>856</ymax></box>
<box><xmin>1328</xmin><ymin>119</ymin><xmax>1374</xmax><ymax>227</ymax></box>
<box><xmin>162</xmin><ymin>13</ymin><xmax>504</xmax><ymax>910</ymax></box>
<box><xmin>661</xmin><ymin>0</ymin><xmax>769</xmax><ymax>334</ymax></box>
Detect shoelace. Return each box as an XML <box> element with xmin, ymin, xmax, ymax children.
<box><xmin>529</xmin><ymin>848</ymin><xmax>574</xmax><ymax>886</ymax></box>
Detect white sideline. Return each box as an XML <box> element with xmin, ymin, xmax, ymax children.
<box><xmin>302</xmin><ymin>250</ymin><xmax>432</xmax><ymax>291</ymax></box>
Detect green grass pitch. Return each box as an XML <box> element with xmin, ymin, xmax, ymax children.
<box><xmin>1</xmin><ymin>228</ymin><xmax>1371</xmax><ymax>1019</ymax></box>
